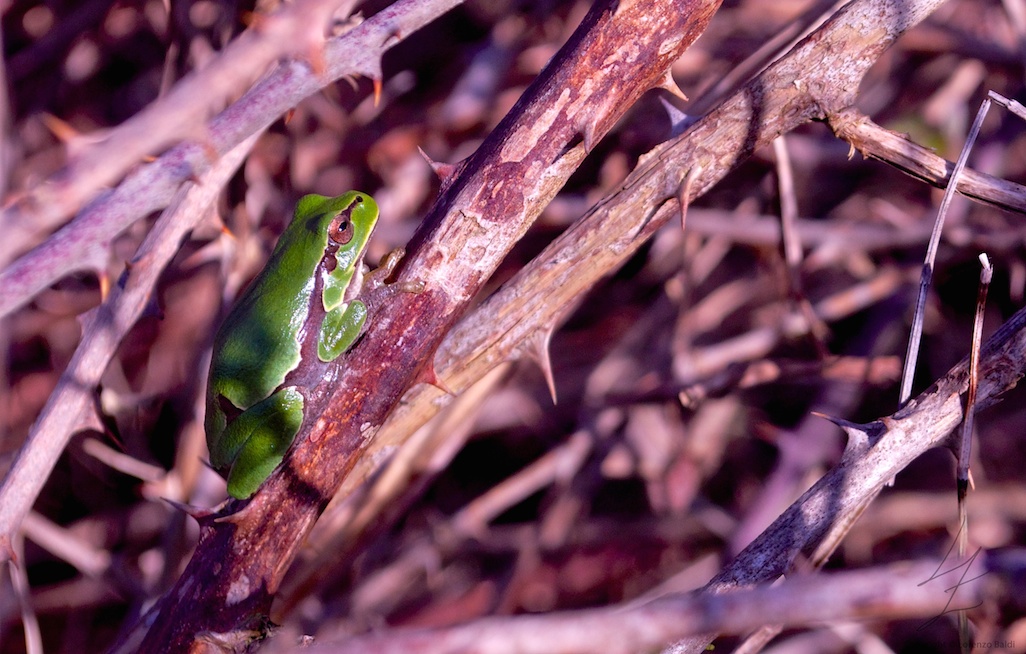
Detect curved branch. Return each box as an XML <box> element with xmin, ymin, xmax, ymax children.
<box><xmin>0</xmin><ymin>0</ymin><xmax>466</xmax><ymax>317</ymax></box>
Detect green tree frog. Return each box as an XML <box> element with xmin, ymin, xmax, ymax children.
<box><xmin>205</xmin><ymin>191</ymin><xmax>386</xmax><ymax>499</ymax></box>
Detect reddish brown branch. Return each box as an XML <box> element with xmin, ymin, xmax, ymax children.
<box><xmin>129</xmin><ymin>1</ymin><xmax>721</xmax><ymax>650</ymax></box>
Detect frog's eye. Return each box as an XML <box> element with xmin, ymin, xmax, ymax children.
<box><xmin>329</xmin><ymin>217</ymin><xmax>353</xmax><ymax>245</ymax></box>
<box><xmin>328</xmin><ymin>195</ymin><xmax>364</xmax><ymax>245</ymax></box>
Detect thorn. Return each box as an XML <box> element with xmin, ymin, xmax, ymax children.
<box><xmin>417</xmin><ymin>147</ymin><xmax>459</xmax><ymax>183</ymax></box>
<box><xmin>214</xmin><ymin>509</ymin><xmax>248</xmax><ymax>526</ymax></box>
<box><xmin>812</xmin><ymin>411</ymin><xmax>878</xmax><ymax>460</ymax></box>
<box><xmin>811</xmin><ymin>411</ymin><xmax>862</xmax><ymax>431</ymax></box>
<box><xmin>306</xmin><ymin>44</ymin><xmax>327</xmax><ymax>78</ymax></box>
<box><xmin>582</xmin><ymin>121</ymin><xmax>598</xmax><ymax>154</ymax></box>
<box><xmin>579</xmin><ymin>92</ymin><xmax>618</xmax><ymax>154</ymax></box>
<box><xmin>40</xmin><ymin>113</ymin><xmax>80</xmax><ymax>143</ymax></box>
<box><xmin>241</xmin><ymin>11</ymin><xmax>269</xmax><ymax>30</ymax></box>
<box><xmin>98</xmin><ymin>269</ymin><xmax>111</xmax><ymax>302</ymax></box>
<box><xmin>527</xmin><ymin>328</ymin><xmax>558</xmax><ymax>404</ymax></box>
<box><xmin>340</xmin><ymin>74</ymin><xmax>360</xmax><ymax>92</ymax></box>
<box><xmin>677</xmin><ymin>164</ymin><xmax>703</xmax><ymax>232</ymax></box>
<box><xmin>220</xmin><ymin>222</ymin><xmax>237</xmax><ymax>241</ymax></box>
<box><xmin>76</xmin><ymin>306</ymin><xmax>96</xmax><ymax>332</ymax></box>
<box><xmin>373</xmin><ymin>77</ymin><xmax>382</xmax><ymax>107</ymax></box>
<box><xmin>381</xmin><ymin>27</ymin><xmax>402</xmax><ymax>48</ymax></box>
<box><xmin>658</xmin><ymin>96</ymin><xmax>695</xmax><ymax>138</ymax></box>
<box><xmin>2</xmin><ymin>537</ymin><xmax>17</xmax><ymax>565</ymax></box>
<box><xmin>658</xmin><ymin>70</ymin><xmax>689</xmax><ymax>103</ymax></box>
<box><xmin>417</xmin><ymin>362</ymin><xmax>455</xmax><ymax>395</ymax></box>
<box><xmin>82</xmin><ymin>404</ymin><xmax>105</xmax><ymax>434</ymax></box>
<box><xmin>163</xmin><ymin>498</ymin><xmax>218</xmax><ymax>523</ymax></box>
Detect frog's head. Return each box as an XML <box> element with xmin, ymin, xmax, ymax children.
<box><xmin>308</xmin><ymin>192</ymin><xmax>380</xmax><ymax>311</ymax></box>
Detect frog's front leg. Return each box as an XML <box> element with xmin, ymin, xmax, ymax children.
<box><xmin>365</xmin><ymin>247</ymin><xmax>426</xmax><ymax>295</ymax></box>
<box><xmin>319</xmin><ymin>299</ymin><xmax>369</xmax><ymax>361</ymax></box>
<box><xmin>318</xmin><ymin>251</ymin><xmax>423</xmax><ymax>362</ymax></box>
<box><xmin>220</xmin><ymin>387</ymin><xmax>305</xmax><ymax>499</ymax></box>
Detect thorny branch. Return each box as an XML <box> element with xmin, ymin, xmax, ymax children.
<box><xmin>125</xmin><ymin>0</ymin><xmax>721</xmax><ymax>650</ymax></box>
<box><xmin>0</xmin><ymin>0</ymin><xmax>467</xmax><ymax>315</ymax></box>
<box><xmin>5</xmin><ymin>0</ymin><xmax>1026</xmax><ymax>651</ymax></box>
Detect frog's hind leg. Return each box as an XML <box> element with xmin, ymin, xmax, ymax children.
<box><xmin>222</xmin><ymin>387</ymin><xmax>305</xmax><ymax>499</ymax></box>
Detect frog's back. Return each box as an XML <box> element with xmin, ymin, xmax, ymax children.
<box><xmin>208</xmin><ymin>200</ymin><xmax>337</xmax><ymax>410</ymax></box>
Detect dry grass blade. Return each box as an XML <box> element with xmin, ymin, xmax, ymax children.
<box><xmin>956</xmin><ymin>252</ymin><xmax>992</xmax><ymax>653</ymax></box>
<box><xmin>0</xmin><ymin>133</ymin><xmax>259</xmax><ymax>558</ymax></box>
<box><xmin>899</xmin><ymin>96</ymin><xmax>992</xmax><ymax>405</ymax></box>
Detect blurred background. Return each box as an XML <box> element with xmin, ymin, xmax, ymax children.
<box><xmin>3</xmin><ymin>0</ymin><xmax>1026</xmax><ymax>652</ymax></box>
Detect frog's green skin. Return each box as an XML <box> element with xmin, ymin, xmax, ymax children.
<box><xmin>205</xmin><ymin>192</ymin><xmax>379</xmax><ymax>499</ymax></box>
